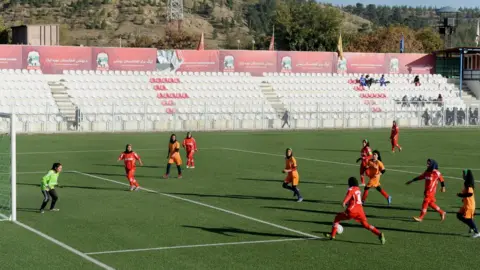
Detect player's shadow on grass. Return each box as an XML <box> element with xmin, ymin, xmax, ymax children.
<box><xmin>17</xmin><ymin>182</ymin><xmax>125</xmax><ymax>191</ymax></box>
<box><xmin>169</xmin><ymin>192</ymin><xmax>339</xmax><ymax>205</ymax></box>
<box><xmin>308</xmin><ymin>221</ymin><xmax>463</xmax><ymax>237</ymax></box>
<box><xmin>93</xmin><ymin>163</ymin><xmax>163</xmax><ymax>169</ymax></box>
<box><xmin>268</xmin><ymin>206</ymin><xmax>413</xmax><ymax>223</ymax></box>
<box><xmin>182</xmin><ymin>225</ymin><xmax>305</xmax><ymax>239</ymax></box>
<box><xmin>17</xmin><ymin>207</ymin><xmax>40</xmax><ymax>213</ymax></box>
<box><xmin>237</xmin><ymin>177</ymin><xmax>348</xmax><ymax>186</ymax></box>
<box><xmin>363</xmin><ymin>204</ymin><xmax>421</xmax><ymax>212</ymax></box>
<box><xmin>305</xmin><ymin>148</ymin><xmax>359</xmax><ymax>153</ymax></box>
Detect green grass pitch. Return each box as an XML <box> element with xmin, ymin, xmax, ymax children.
<box><xmin>1</xmin><ymin>129</ymin><xmax>480</xmax><ymax>269</ymax></box>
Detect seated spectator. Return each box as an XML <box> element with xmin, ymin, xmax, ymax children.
<box><xmin>379</xmin><ymin>75</ymin><xmax>387</xmax><ymax>87</ymax></box>
<box><xmin>359</xmin><ymin>75</ymin><xmax>366</xmax><ymax>87</ymax></box>
<box><xmin>436</xmin><ymin>94</ymin><xmax>443</xmax><ymax>107</ymax></box>
<box><xmin>413</xmin><ymin>75</ymin><xmax>421</xmax><ymax>86</ymax></box>
<box><xmin>365</xmin><ymin>75</ymin><xmax>374</xmax><ymax>88</ymax></box>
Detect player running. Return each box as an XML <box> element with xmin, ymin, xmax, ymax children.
<box><xmin>406</xmin><ymin>159</ymin><xmax>446</xmax><ymax>222</ymax></box>
<box><xmin>362</xmin><ymin>150</ymin><xmax>392</xmax><ymax>205</ymax></box>
<box><xmin>39</xmin><ymin>163</ymin><xmax>62</xmax><ymax>213</ymax></box>
<box><xmin>282</xmin><ymin>148</ymin><xmax>303</xmax><ymax>202</ymax></box>
<box><xmin>118</xmin><ymin>144</ymin><xmax>143</xmax><ymax>191</ymax></box>
<box><xmin>390</xmin><ymin>121</ymin><xmax>402</xmax><ymax>153</ymax></box>
<box><xmin>456</xmin><ymin>169</ymin><xmax>480</xmax><ymax>238</ymax></box>
<box><xmin>182</xmin><ymin>132</ymin><xmax>198</xmax><ymax>169</ymax></box>
<box><xmin>164</xmin><ymin>134</ymin><xmax>183</xmax><ymax>179</ymax></box>
<box><xmin>356</xmin><ymin>139</ymin><xmax>372</xmax><ymax>187</ymax></box>
<box><xmin>324</xmin><ymin>176</ymin><xmax>386</xmax><ymax>244</ymax></box>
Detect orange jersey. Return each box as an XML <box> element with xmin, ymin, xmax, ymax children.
<box><xmin>182</xmin><ymin>138</ymin><xmax>197</xmax><ymax>152</ymax></box>
<box><xmin>169</xmin><ymin>141</ymin><xmax>181</xmax><ymax>156</ymax></box>
<box><xmin>462</xmin><ymin>187</ymin><xmax>475</xmax><ymax>210</ymax></box>
<box><xmin>343</xmin><ymin>186</ymin><xmax>364</xmax><ymax>213</ymax></box>
<box><xmin>360</xmin><ymin>146</ymin><xmax>372</xmax><ymax>166</ymax></box>
<box><xmin>285</xmin><ymin>156</ymin><xmax>298</xmax><ymax>173</ymax></box>
<box><xmin>391</xmin><ymin>125</ymin><xmax>399</xmax><ymax>139</ymax></box>
<box><xmin>366</xmin><ymin>160</ymin><xmax>384</xmax><ymax>179</ymax></box>
<box><xmin>118</xmin><ymin>151</ymin><xmax>140</xmax><ymax>170</ymax></box>
<box><xmin>416</xmin><ymin>169</ymin><xmax>444</xmax><ymax>197</ymax></box>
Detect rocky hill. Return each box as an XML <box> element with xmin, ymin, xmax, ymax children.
<box><xmin>0</xmin><ymin>0</ymin><xmax>370</xmax><ymax>48</ymax></box>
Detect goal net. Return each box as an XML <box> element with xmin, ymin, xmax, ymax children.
<box><xmin>0</xmin><ymin>113</ymin><xmax>16</xmax><ymax>221</ymax></box>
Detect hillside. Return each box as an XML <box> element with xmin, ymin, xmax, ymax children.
<box><xmin>0</xmin><ymin>0</ymin><xmax>370</xmax><ymax>49</ymax></box>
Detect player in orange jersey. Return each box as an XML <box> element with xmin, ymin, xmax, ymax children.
<box><xmin>390</xmin><ymin>121</ymin><xmax>402</xmax><ymax>153</ymax></box>
<box><xmin>164</xmin><ymin>134</ymin><xmax>183</xmax><ymax>179</ymax></box>
<box><xmin>406</xmin><ymin>159</ymin><xmax>446</xmax><ymax>222</ymax></box>
<box><xmin>324</xmin><ymin>177</ymin><xmax>386</xmax><ymax>244</ymax></box>
<box><xmin>118</xmin><ymin>144</ymin><xmax>143</xmax><ymax>191</ymax></box>
<box><xmin>282</xmin><ymin>148</ymin><xmax>303</xmax><ymax>202</ymax></box>
<box><xmin>456</xmin><ymin>169</ymin><xmax>480</xmax><ymax>238</ymax></box>
<box><xmin>362</xmin><ymin>150</ymin><xmax>391</xmax><ymax>205</ymax></box>
<box><xmin>182</xmin><ymin>132</ymin><xmax>198</xmax><ymax>169</ymax></box>
<box><xmin>356</xmin><ymin>139</ymin><xmax>372</xmax><ymax>186</ymax></box>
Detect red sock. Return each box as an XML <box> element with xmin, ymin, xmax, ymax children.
<box><xmin>331</xmin><ymin>223</ymin><xmax>339</xmax><ymax>238</ymax></box>
<box><xmin>191</xmin><ymin>159</ymin><xmax>195</xmax><ymax>167</ymax></box>
<box><xmin>419</xmin><ymin>200</ymin><xmax>429</xmax><ymax>219</ymax></box>
<box><xmin>429</xmin><ymin>202</ymin><xmax>445</xmax><ymax>214</ymax></box>
<box><xmin>362</xmin><ymin>189</ymin><xmax>369</xmax><ymax>202</ymax></box>
<box><xmin>361</xmin><ymin>220</ymin><xmax>381</xmax><ymax>236</ymax></box>
<box><xmin>133</xmin><ymin>179</ymin><xmax>139</xmax><ymax>187</ymax></box>
<box><xmin>360</xmin><ymin>175</ymin><xmax>365</xmax><ymax>184</ymax></box>
<box><xmin>380</xmin><ymin>189</ymin><xmax>389</xmax><ymax>199</ymax></box>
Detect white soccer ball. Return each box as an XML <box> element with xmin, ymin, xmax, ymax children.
<box><xmin>336</xmin><ymin>224</ymin><xmax>344</xmax><ymax>234</ymax></box>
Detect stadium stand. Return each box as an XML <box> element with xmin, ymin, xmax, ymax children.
<box><xmin>0</xmin><ymin>69</ymin><xmax>474</xmax><ymax>133</ymax></box>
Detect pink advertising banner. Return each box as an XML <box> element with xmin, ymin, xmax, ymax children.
<box><xmin>276</xmin><ymin>51</ymin><xmax>335</xmax><ymax>73</ymax></box>
<box><xmin>91</xmin><ymin>47</ymin><xmax>156</xmax><ymax>71</ymax></box>
<box><xmin>218</xmin><ymin>50</ymin><xmax>277</xmax><ymax>75</ymax></box>
<box><xmin>385</xmin><ymin>53</ymin><xmax>435</xmax><ymax>74</ymax></box>
<box><xmin>22</xmin><ymin>46</ymin><xmax>92</xmax><ymax>74</ymax></box>
<box><xmin>0</xmin><ymin>45</ymin><xmax>22</xmax><ymax>69</ymax></box>
<box><xmin>336</xmin><ymin>53</ymin><xmax>386</xmax><ymax>74</ymax></box>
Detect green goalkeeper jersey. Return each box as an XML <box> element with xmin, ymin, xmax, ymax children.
<box><xmin>41</xmin><ymin>170</ymin><xmax>60</xmax><ymax>190</ymax></box>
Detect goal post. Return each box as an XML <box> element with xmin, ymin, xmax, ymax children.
<box><xmin>0</xmin><ymin>112</ymin><xmax>16</xmax><ymax>221</ymax></box>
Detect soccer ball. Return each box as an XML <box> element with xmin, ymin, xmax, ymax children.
<box><xmin>336</xmin><ymin>224</ymin><xmax>344</xmax><ymax>234</ymax></box>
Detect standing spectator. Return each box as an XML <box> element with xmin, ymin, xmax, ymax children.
<box><xmin>414</xmin><ymin>75</ymin><xmax>421</xmax><ymax>86</ymax></box>
<box><xmin>379</xmin><ymin>75</ymin><xmax>387</xmax><ymax>87</ymax></box>
<box><xmin>436</xmin><ymin>94</ymin><xmax>443</xmax><ymax>107</ymax></box>
<box><xmin>282</xmin><ymin>110</ymin><xmax>290</xmax><ymax>128</ymax></box>
<box><xmin>359</xmin><ymin>75</ymin><xmax>366</xmax><ymax>87</ymax></box>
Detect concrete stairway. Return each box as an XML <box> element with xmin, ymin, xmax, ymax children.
<box><xmin>448</xmin><ymin>78</ymin><xmax>480</xmax><ymax>107</ymax></box>
<box><xmin>260</xmin><ymin>82</ymin><xmax>286</xmax><ymax>117</ymax></box>
<box><xmin>48</xmin><ymin>81</ymin><xmax>76</xmax><ymax>121</ymax></box>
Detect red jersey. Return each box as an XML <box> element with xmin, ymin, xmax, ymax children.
<box><xmin>360</xmin><ymin>146</ymin><xmax>372</xmax><ymax>166</ymax></box>
<box><xmin>343</xmin><ymin>186</ymin><xmax>364</xmax><ymax>213</ymax></box>
<box><xmin>182</xmin><ymin>138</ymin><xmax>197</xmax><ymax>152</ymax></box>
<box><xmin>416</xmin><ymin>169</ymin><xmax>444</xmax><ymax>197</ymax></box>
<box><xmin>118</xmin><ymin>151</ymin><xmax>140</xmax><ymax>170</ymax></box>
<box><xmin>391</xmin><ymin>125</ymin><xmax>399</xmax><ymax>139</ymax></box>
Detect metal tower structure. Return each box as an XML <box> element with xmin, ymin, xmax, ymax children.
<box><xmin>167</xmin><ymin>0</ymin><xmax>184</xmax><ymax>31</ymax></box>
<box><xmin>436</xmin><ymin>6</ymin><xmax>459</xmax><ymax>49</ymax></box>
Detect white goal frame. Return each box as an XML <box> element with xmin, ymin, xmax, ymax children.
<box><xmin>0</xmin><ymin>112</ymin><xmax>16</xmax><ymax>221</ymax></box>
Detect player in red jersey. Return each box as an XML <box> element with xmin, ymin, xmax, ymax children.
<box><xmin>182</xmin><ymin>132</ymin><xmax>198</xmax><ymax>169</ymax></box>
<box><xmin>390</xmin><ymin>121</ymin><xmax>402</xmax><ymax>153</ymax></box>
<box><xmin>356</xmin><ymin>139</ymin><xmax>372</xmax><ymax>186</ymax></box>
<box><xmin>406</xmin><ymin>159</ymin><xmax>446</xmax><ymax>222</ymax></box>
<box><xmin>324</xmin><ymin>177</ymin><xmax>386</xmax><ymax>244</ymax></box>
<box><xmin>118</xmin><ymin>144</ymin><xmax>143</xmax><ymax>191</ymax></box>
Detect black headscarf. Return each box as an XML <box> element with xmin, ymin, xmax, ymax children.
<box><xmin>427</xmin><ymin>159</ymin><xmax>438</xmax><ymax>172</ymax></box>
<box><xmin>463</xmin><ymin>169</ymin><xmax>475</xmax><ymax>189</ymax></box>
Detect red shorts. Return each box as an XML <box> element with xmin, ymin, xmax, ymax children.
<box><xmin>125</xmin><ymin>168</ymin><xmax>136</xmax><ymax>179</ymax></box>
<box><xmin>360</xmin><ymin>165</ymin><xmax>367</xmax><ymax>175</ymax></box>
<box><xmin>335</xmin><ymin>210</ymin><xmax>367</xmax><ymax>223</ymax></box>
<box><xmin>423</xmin><ymin>194</ymin><xmax>436</xmax><ymax>204</ymax></box>
<box><xmin>186</xmin><ymin>150</ymin><xmax>195</xmax><ymax>159</ymax></box>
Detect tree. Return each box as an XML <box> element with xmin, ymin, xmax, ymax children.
<box><xmin>129</xmin><ymin>35</ymin><xmax>156</xmax><ymax>47</ymax></box>
<box><xmin>415</xmin><ymin>27</ymin><xmax>443</xmax><ymax>53</ymax></box>
<box><xmin>0</xmin><ymin>17</ymin><xmax>8</xmax><ymax>44</ymax></box>
<box><xmin>156</xmin><ymin>30</ymin><xmax>197</xmax><ymax>49</ymax></box>
<box><xmin>274</xmin><ymin>0</ymin><xmax>342</xmax><ymax>51</ymax></box>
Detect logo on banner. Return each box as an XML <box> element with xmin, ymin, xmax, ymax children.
<box><xmin>96</xmin><ymin>52</ymin><xmax>109</xmax><ymax>71</ymax></box>
<box><xmin>26</xmin><ymin>51</ymin><xmax>41</xmax><ymax>70</ymax></box>
<box><xmin>389</xmin><ymin>58</ymin><xmax>399</xmax><ymax>73</ymax></box>
<box><xmin>337</xmin><ymin>56</ymin><xmax>347</xmax><ymax>74</ymax></box>
<box><xmin>281</xmin><ymin>56</ymin><xmax>292</xmax><ymax>72</ymax></box>
<box><xmin>223</xmin><ymin>55</ymin><xmax>235</xmax><ymax>72</ymax></box>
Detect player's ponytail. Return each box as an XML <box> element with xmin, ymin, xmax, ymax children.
<box><xmin>51</xmin><ymin>163</ymin><xmax>62</xmax><ymax>172</ymax></box>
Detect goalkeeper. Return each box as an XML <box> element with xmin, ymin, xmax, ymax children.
<box><xmin>39</xmin><ymin>163</ymin><xmax>62</xmax><ymax>213</ymax></box>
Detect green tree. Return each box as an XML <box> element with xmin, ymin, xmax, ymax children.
<box><xmin>415</xmin><ymin>27</ymin><xmax>443</xmax><ymax>53</ymax></box>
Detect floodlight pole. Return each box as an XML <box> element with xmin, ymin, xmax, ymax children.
<box><xmin>459</xmin><ymin>48</ymin><xmax>463</xmax><ymax>98</ymax></box>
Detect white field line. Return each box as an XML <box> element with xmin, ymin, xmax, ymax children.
<box><xmin>221</xmin><ymin>147</ymin><xmax>470</xmax><ymax>182</ymax></box>
<box><xmin>72</xmin><ymin>171</ymin><xmax>319</xmax><ymax>240</ymax></box>
<box><xmin>85</xmin><ymin>238</ymin><xmax>315</xmax><ymax>255</ymax></box>
<box><xmin>0</xmin><ymin>148</ymin><xmax>213</xmax><ymax>156</ymax></box>
<box><xmin>14</xmin><ymin>221</ymin><xmax>115</xmax><ymax>270</ymax></box>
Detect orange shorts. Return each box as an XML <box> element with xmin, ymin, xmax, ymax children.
<box><xmin>168</xmin><ymin>153</ymin><xmax>182</xmax><ymax>165</ymax></box>
<box><xmin>459</xmin><ymin>206</ymin><xmax>475</xmax><ymax>219</ymax></box>
<box><xmin>366</xmin><ymin>177</ymin><xmax>380</xmax><ymax>188</ymax></box>
<box><xmin>284</xmin><ymin>172</ymin><xmax>299</xmax><ymax>186</ymax></box>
